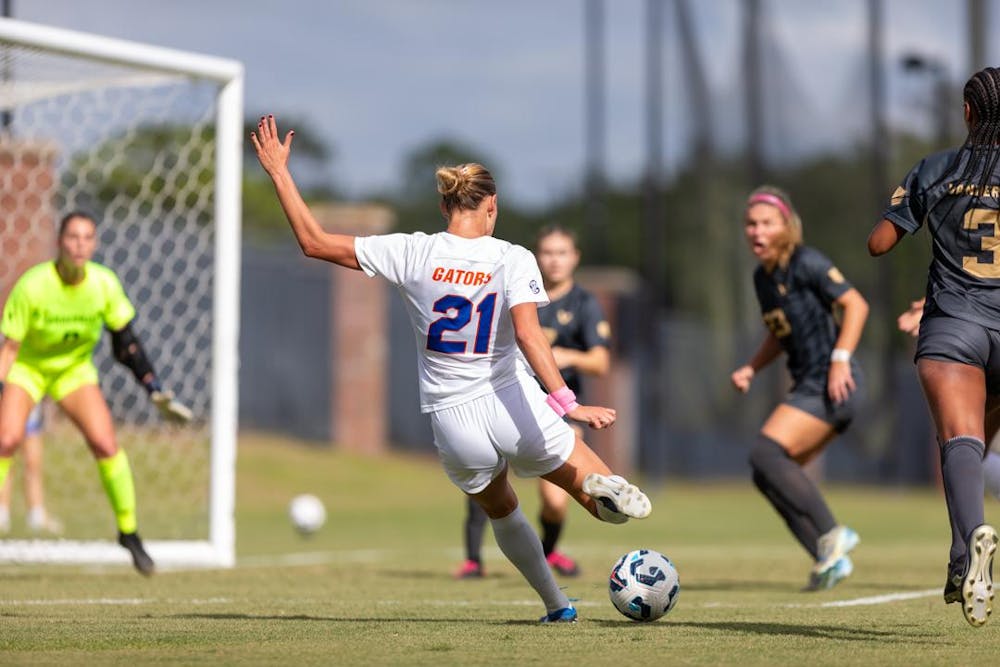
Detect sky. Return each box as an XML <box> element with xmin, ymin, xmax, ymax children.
<box><xmin>9</xmin><ymin>0</ymin><xmax>993</xmax><ymax>208</ymax></box>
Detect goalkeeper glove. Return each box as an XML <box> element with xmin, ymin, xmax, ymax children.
<box><xmin>151</xmin><ymin>389</ymin><xmax>193</xmax><ymax>424</ymax></box>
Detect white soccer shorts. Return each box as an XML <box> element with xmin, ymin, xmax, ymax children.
<box><xmin>430</xmin><ymin>375</ymin><xmax>576</xmax><ymax>494</ymax></box>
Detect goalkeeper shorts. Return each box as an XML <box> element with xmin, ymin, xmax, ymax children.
<box><xmin>7</xmin><ymin>360</ymin><xmax>99</xmax><ymax>403</ymax></box>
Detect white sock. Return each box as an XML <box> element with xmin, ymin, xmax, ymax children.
<box><xmin>26</xmin><ymin>506</ymin><xmax>46</xmax><ymax>531</ymax></box>
<box><xmin>984</xmin><ymin>452</ymin><xmax>1000</xmax><ymax>501</ymax></box>
<box><xmin>0</xmin><ymin>506</ymin><xmax>10</xmax><ymax>533</ymax></box>
<box><xmin>490</xmin><ymin>506</ymin><xmax>570</xmax><ymax>613</ymax></box>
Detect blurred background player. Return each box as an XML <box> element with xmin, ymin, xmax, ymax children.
<box><xmin>732</xmin><ymin>185</ymin><xmax>869</xmax><ymax>591</ymax></box>
<box><xmin>252</xmin><ymin>115</ymin><xmax>651</xmax><ymax>622</ymax></box>
<box><xmin>0</xmin><ymin>212</ymin><xmax>192</xmax><ymax>575</ymax></box>
<box><xmin>898</xmin><ymin>298</ymin><xmax>1000</xmax><ymax>502</ymax></box>
<box><xmin>0</xmin><ymin>401</ymin><xmax>62</xmax><ymax>535</ymax></box>
<box><xmin>455</xmin><ymin>225</ymin><xmax>611</xmax><ymax>579</ymax></box>
<box><xmin>871</xmin><ymin>66</ymin><xmax>1000</xmax><ymax>624</ymax></box>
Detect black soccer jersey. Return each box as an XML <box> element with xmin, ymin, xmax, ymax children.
<box><xmin>538</xmin><ymin>283</ymin><xmax>611</xmax><ymax>394</ymax></box>
<box><xmin>883</xmin><ymin>147</ymin><xmax>1000</xmax><ymax>329</ymax></box>
<box><xmin>753</xmin><ymin>246</ymin><xmax>853</xmax><ymax>391</ymax></box>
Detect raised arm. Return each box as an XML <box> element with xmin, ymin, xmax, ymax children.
<box><xmin>251</xmin><ymin>115</ymin><xmax>360</xmax><ymax>270</ymax></box>
<box><xmin>509</xmin><ymin>302</ymin><xmax>615</xmax><ymax>430</ymax></box>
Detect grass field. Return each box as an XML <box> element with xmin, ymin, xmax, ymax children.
<box><xmin>1</xmin><ymin>432</ymin><xmax>997</xmax><ymax>665</ymax></box>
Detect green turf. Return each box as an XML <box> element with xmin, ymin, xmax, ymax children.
<box><xmin>1</xmin><ymin>432</ymin><xmax>997</xmax><ymax>665</ymax></box>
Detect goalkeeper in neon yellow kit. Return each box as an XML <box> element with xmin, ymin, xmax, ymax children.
<box><xmin>0</xmin><ymin>212</ymin><xmax>191</xmax><ymax>575</ymax></box>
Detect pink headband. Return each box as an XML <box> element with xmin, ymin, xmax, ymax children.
<box><xmin>747</xmin><ymin>193</ymin><xmax>792</xmax><ymax>221</ymax></box>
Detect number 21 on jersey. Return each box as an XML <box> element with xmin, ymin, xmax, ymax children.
<box><xmin>427</xmin><ymin>293</ymin><xmax>498</xmax><ymax>354</ymax></box>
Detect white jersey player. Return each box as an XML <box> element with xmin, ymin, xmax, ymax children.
<box><xmin>252</xmin><ymin>115</ymin><xmax>651</xmax><ymax>623</ymax></box>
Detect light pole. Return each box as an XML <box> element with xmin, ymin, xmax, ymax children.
<box><xmin>901</xmin><ymin>54</ymin><xmax>951</xmax><ymax>148</ymax></box>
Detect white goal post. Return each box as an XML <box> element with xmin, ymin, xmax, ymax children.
<box><xmin>0</xmin><ymin>18</ymin><xmax>242</xmax><ymax>568</ymax></box>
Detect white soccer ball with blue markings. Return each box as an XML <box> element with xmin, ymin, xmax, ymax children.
<box><xmin>609</xmin><ymin>549</ymin><xmax>680</xmax><ymax>622</ymax></box>
<box><xmin>288</xmin><ymin>494</ymin><xmax>326</xmax><ymax>535</ymax></box>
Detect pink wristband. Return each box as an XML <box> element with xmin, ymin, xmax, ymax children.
<box><xmin>546</xmin><ymin>387</ymin><xmax>579</xmax><ymax>417</ymax></box>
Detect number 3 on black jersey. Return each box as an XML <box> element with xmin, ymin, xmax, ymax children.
<box><xmin>762</xmin><ymin>308</ymin><xmax>792</xmax><ymax>338</ymax></box>
<box><xmin>427</xmin><ymin>293</ymin><xmax>498</xmax><ymax>354</ymax></box>
<box><xmin>963</xmin><ymin>207</ymin><xmax>1000</xmax><ymax>279</ymax></box>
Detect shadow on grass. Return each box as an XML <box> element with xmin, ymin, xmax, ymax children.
<box><xmin>588</xmin><ymin>619</ymin><xmax>946</xmax><ymax>643</ymax></box>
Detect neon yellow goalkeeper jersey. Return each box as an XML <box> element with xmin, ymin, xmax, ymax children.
<box><xmin>2</xmin><ymin>261</ymin><xmax>136</xmax><ymax>374</ymax></box>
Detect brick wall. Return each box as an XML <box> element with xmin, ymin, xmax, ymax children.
<box><xmin>313</xmin><ymin>203</ymin><xmax>394</xmax><ymax>454</ymax></box>
<box><xmin>0</xmin><ymin>140</ymin><xmax>58</xmax><ymax>299</ymax></box>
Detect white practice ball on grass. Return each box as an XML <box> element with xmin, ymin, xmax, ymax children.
<box><xmin>288</xmin><ymin>494</ymin><xmax>326</xmax><ymax>535</ymax></box>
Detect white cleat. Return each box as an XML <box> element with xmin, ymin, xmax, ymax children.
<box><xmin>582</xmin><ymin>473</ymin><xmax>652</xmax><ymax>523</ymax></box>
<box><xmin>962</xmin><ymin>524</ymin><xmax>998</xmax><ymax>628</ymax></box>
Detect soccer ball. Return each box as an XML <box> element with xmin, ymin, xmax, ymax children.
<box><xmin>608</xmin><ymin>549</ymin><xmax>680</xmax><ymax>622</ymax></box>
<box><xmin>288</xmin><ymin>494</ymin><xmax>326</xmax><ymax>535</ymax></box>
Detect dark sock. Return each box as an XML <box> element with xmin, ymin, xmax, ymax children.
<box><xmin>752</xmin><ymin>470</ymin><xmax>821</xmax><ymax>560</ymax></box>
<box><xmin>940</xmin><ymin>436</ymin><xmax>986</xmax><ymax>571</ymax></box>
<box><xmin>749</xmin><ymin>434</ymin><xmax>837</xmax><ymax>554</ymax></box>
<box><xmin>464</xmin><ymin>496</ymin><xmax>489</xmax><ymax>564</ymax></box>
<box><xmin>539</xmin><ymin>516</ymin><xmax>563</xmax><ymax>557</ymax></box>
<box><xmin>939</xmin><ymin>444</ymin><xmax>964</xmax><ymax>574</ymax></box>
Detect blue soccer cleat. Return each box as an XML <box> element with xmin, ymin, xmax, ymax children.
<box><xmin>539</xmin><ymin>606</ymin><xmax>578</xmax><ymax>623</ymax></box>
<box><xmin>804</xmin><ymin>555</ymin><xmax>853</xmax><ymax>591</ymax></box>
<box><xmin>819</xmin><ymin>555</ymin><xmax>853</xmax><ymax>590</ymax></box>
<box><xmin>813</xmin><ymin>525</ymin><xmax>859</xmax><ymax>580</ymax></box>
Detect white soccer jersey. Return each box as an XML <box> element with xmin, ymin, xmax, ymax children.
<box><xmin>355</xmin><ymin>231</ymin><xmax>548</xmax><ymax>412</ymax></box>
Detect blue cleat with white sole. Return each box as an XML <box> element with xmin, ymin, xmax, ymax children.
<box><xmin>819</xmin><ymin>555</ymin><xmax>853</xmax><ymax>590</ymax></box>
<box><xmin>540</xmin><ymin>606</ymin><xmax>578</xmax><ymax>623</ymax></box>
<box><xmin>813</xmin><ymin>526</ymin><xmax>859</xmax><ymax>581</ymax></box>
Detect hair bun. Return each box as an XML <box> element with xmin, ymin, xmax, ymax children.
<box><xmin>435</xmin><ymin>166</ymin><xmax>465</xmax><ymax>196</ymax></box>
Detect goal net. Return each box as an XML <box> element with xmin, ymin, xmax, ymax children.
<box><xmin>0</xmin><ymin>19</ymin><xmax>241</xmax><ymax>568</ymax></box>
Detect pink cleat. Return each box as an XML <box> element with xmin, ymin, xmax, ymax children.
<box><xmin>453</xmin><ymin>559</ymin><xmax>484</xmax><ymax>580</ymax></box>
<box><xmin>546</xmin><ymin>550</ymin><xmax>581</xmax><ymax>577</ymax></box>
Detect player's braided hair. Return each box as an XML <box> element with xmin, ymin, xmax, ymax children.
<box><xmin>435</xmin><ymin>163</ymin><xmax>496</xmax><ymax>214</ymax></box>
<box><xmin>958</xmin><ymin>66</ymin><xmax>1000</xmax><ymax>191</ymax></box>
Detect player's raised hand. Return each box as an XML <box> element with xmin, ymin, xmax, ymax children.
<box><xmin>731</xmin><ymin>365</ymin><xmax>755</xmax><ymax>393</ymax></box>
<box><xmin>250</xmin><ymin>114</ymin><xmax>294</xmax><ymax>176</ymax></box>
<box><xmin>567</xmin><ymin>404</ymin><xmax>616</xmax><ymax>430</ymax></box>
<box><xmin>151</xmin><ymin>389</ymin><xmax>193</xmax><ymax>424</ymax></box>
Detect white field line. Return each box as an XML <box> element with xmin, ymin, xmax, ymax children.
<box><xmin>815</xmin><ymin>589</ymin><xmax>940</xmax><ymax>607</ymax></box>
<box><xmin>1</xmin><ymin>591</ymin><xmax>937</xmax><ymax>610</ymax></box>
<box><xmin>2</xmin><ymin>597</ymin><xmax>231</xmax><ymax>606</ymax></box>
